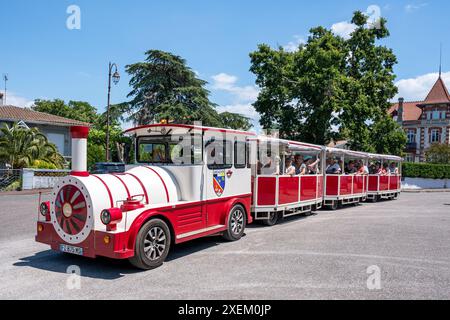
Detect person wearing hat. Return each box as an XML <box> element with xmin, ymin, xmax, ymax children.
<box><xmin>284</xmin><ymin>156</ymin><xmax>296</xmax><ymax>176</ymax></box>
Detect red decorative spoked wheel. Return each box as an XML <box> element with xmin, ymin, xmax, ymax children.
<box><xmin>55</xmin><ymin>185</ymin><xmax>88</xmax><ymax>236</ymax></box>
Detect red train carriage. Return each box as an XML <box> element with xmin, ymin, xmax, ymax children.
<box><xmin>249</xmin><ymin>137</ymin><xmax>324</xmax><ymax>225</ymax></box>
<box><xmin>323</xmin><ymin>148</ymin><xmax>369</xmax><ymax>210</ymax></box>
<box><xmin>366</xmin><ymin>153</ymin><xmax>402</xmax><ymax>202</ymax></box>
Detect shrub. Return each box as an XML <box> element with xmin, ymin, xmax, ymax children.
<box><xmin>402</xmin><ymin>162</ymin><xmax>450</xmax><ymax>179</ymax></box>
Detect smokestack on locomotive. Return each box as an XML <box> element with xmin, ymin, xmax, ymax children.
<box><xmin>70</xmin><ymin>126</ymin><xmax>90</xmax><ymax>176</ymax></box>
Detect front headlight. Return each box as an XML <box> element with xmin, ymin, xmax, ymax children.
<box><xmin>40</xmin><ymin>202</ymin><xmax>50</xmax><ymax>217</ymax></box>
<box><xmin>100</xmin><ymin>209</ymin><xmax>111</xmax><ymax>225</ymax></box>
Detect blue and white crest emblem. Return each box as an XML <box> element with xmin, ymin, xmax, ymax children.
<box><xmin>213</xmin><ymin>170</ymin><xmax>226</xmax><ymax>197</ymax></box>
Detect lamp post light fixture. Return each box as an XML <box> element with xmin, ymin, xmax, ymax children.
<box><xmin>106</xmin><ymin>62</ymin><xmax>120</xmax><ymax>162</ymax></box>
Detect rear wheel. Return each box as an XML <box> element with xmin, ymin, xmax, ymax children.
<box><xmin>223</xmin><ymin>204</ymin><xmax>246</xmax><ymax>241</ymax></box>
<box><xmin>129</xmin><ymin>219</ymin><xmax>171</xmax><ymax>270</ymax></box>
<box><xmin>263</xmin><ymin>211</ymin><xmax>279</xmax><ymax>226</ymax></box>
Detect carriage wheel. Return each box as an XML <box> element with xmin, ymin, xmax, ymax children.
<box><xmin>129</xmin><ymin>218</ymin><xmax>171</xmax><ymax>270</ymax></box>
<box><xmin>263</xmin><ymin>211</ymin><xmax>279</xmax><ymax>226</ymax></box>
<box><xmin>223</xmin><ymin>204</ymin><xmax>246</xmax><ymax>241</ymax></box>
<box><xmin>330</xmin><ymin>201</ymin><xmax>339</xmax><ymax>211</ymax></box>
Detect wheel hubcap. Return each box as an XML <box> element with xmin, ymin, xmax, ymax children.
<box><xmin>144</xmin><ymin>226</ymin><xmax>166</xmax><ymax>261</ymax></box>
<box><xmin>231</xmin><ymin>209</ymin><xmax>244</xmax><ymax>235</ymax></box>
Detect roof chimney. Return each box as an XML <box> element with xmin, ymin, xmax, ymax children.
<box><xmin>397</xmin><ymin>97</ymin><xmax>404</xmax><ymax>123</ymax></box>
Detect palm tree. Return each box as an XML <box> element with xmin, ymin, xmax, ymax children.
<box><xmin>0</xmin><ymin>123</ymin><xmax>65</xmax><ymax>169</ymax></box>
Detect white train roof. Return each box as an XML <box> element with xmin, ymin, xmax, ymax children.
<box><xmin>326</xmin><ymin>147</ymin><xmax>369</xmax><ymax>158</ymax></box>
<box><xmin>367</xmin><ymin>153</ymin><xmax>403</xmax><ymax>162</ymax></box>
<box><xmin>124</xmin><ymin>124</ymin><xmax>256</xmax><ymax>137</ymax></box>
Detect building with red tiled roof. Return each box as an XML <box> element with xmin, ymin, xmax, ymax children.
<box><xmin>389</xmin><ymin>76</ymin><xmax>450</xmax><ymax>162</ymax></box>
<box><xmin>0</xmin><ymin>105</ymin><xmax>91</xmax><ymax>160</ymax></box>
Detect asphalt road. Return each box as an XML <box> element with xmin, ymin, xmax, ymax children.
<box><xmin>0</xmin><ymin>192</ymin><xmax>449</xmax><ymax>300</ymax></box>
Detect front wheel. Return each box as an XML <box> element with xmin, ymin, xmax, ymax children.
<box><xmin>129</xmin><ymin>218</ymin><xmax>171</xmax><ymax>270</ymax></box>
<box><xmin>223</xmin><ymin>204</ymin><xmax>246</xmax><ymax>241</ymax></box>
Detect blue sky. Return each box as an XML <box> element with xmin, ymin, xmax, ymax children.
<box><xmin>1</xmin><ymin>0</ymin><xmax>449</xmax><ymax>129</ymax></box>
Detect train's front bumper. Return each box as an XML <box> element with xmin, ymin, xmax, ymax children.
<box><xmin>35</xmin><ymin>222</ymin><xmax>134</xmax><ymax>260</ymax></box>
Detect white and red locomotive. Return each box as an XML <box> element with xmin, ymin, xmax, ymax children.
<box><xmin>36</xmin><ymin>124</ymin><xmax>402</xmax><ymax>269</ymax></box>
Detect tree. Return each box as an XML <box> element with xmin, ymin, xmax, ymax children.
<box><xmin>371</xmin><ymin>117</ymin><xmax>407</xmax><ymax>156</ymax></box>
<box><xmin>0</xmin><ymin>123</ymin><xmax>65</xmax><ymax>169</ymax></box>
<box><xmin>219</xmin><ymin>112</ymin><xmax>253</xmax><ymax>131</ymax></box>
<box><xmin>426</xmin><ymin>144</ymin><xmax>450</xmax><ymax>164</ymax></box>
<box><xmin>33</xmin><ymin>99</ymin><xmax>99</xmax><ymax>124</ymax></box>
<box><xmin>125</xmin><ymin>50</ymin><xmax>221</xmax><ymax>126</ymax></box>
<box><xmin>341</xmin><ymin>12</ymin><xmax>399</xmax><ymax>151</ymax></box>
<box><xmin>31</xmin><ymin>99</ymin><xmax>129</xmax><ymax>166</ymax></box>
<box><xmin>250</xmin><ymin>27</ymin><xmax>348</xmax><ymax>145</ymax></box>
<box><xmin>250</xmin><ymin>11</ymin><xmax>405</xmax><ymax>154</ymax></box>
<box><xmin>124</xmin><ymin>50</ymin><xmax>252</xmax><ymax>130</ymax></box>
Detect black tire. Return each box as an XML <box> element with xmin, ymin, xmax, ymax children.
<box><xmin>129</xmin><ymin>218</ymin><xmax>171</xmax><ymax>270</ymax></box>
<box><xmin>330</xmin><ymin>201</ymin><xmax>339</xmax><ymax>210</ymax></box>
<box><xmin>223</xmin><ymin>204</ymin><xmax>246</xmax><ymax>241</ymax></box>
<box><xmin>263</xmin><ymin>211</ymin><xmax>279</xmax><ymax>226</ymax></box>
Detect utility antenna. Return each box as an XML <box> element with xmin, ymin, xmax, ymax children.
<box><xmin>2</xmin><ymin>74</ymin><xmax>7</xmax><ymax>105</ymax></box>
<box><xmin>439</xmin><ymin>43</ymin><xmax>443</xmax><ymax>77</ymax></box>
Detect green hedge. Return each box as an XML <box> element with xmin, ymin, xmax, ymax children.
<box><xmin>402</xmin><ymin>162</ymin><xmax>450</xmax><ymax>179</ymax></box>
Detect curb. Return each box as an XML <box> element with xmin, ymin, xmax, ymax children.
<box><xmin>402</xmin><ymin>189</ymin><xmax>450</xmax><ymax>193</ymax></box>
<box><xmin>0</xmin><ymin>189</ymin><xmax>52</xmax><ymax>196</ymax></box>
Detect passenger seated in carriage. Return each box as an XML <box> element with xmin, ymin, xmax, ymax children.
<box><xmin>388</xmin><ymin>162</ymin><xmax>399</xmax><ymax>175</ymax></box>
<box><xmin>378</xmin><ymin>163</ymin><xmax>389</xmax><ymax>175</ymax></box>
<box><xmin>356</xmin><ymin>160</ymin><xmax>369</xmax><ymax>175</ymax></box>
<box><xmin>259</xmin><ymin>152</ymin><xmax>281</xmax><ymax>175</ymax></box>
<box><xmin>326</xmin><ymin>158</ymin><xmax>342</xmax><ymax>174</ymax></box>
<box><xmin>306</xmin><ymin>156</ymin><xmax>320</xmax><ymax>175</ymax></box>
<box><xmin>345</xmin><ymin>160</ymin><xmax>357</xmax><ymax>174</ymax></box>
<box><xmin>284</xmin><ymin>157</ymin><xmax>296</xmax><ymax>176</ymax></box>
<box><xmin>293</xmin><ymin>154</ymin><xmax>305</xmax><ymax>175</ymax></box>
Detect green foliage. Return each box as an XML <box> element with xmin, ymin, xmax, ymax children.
<box><xmin>425</xmin><ymin>144</ymin><xmax>450</xmax><ymax>164</ymax></box>
<box><xmin>31</xmin><ymin>99</ymin><xmax>130</xmax><ymax>164</ymax></box>
<box><xmin>371</xmin><ymin>117</ymin><xmax>407</xmax><ymax>156</ymax></box>
<box><xmin>32</xmin><ymin>99</ymin><xmax>99</xmax><ymax>124</ymax></box>
<box><xmin>30</xmin><ymin>159</ymin><xmax>58</xmax><ymax>170</ymax></box>
<box><xmin>402</xmin><ymin>162</ymin><xmax>450</xmax><ymax>179</ymax></box>
<box><xmin>124</xmin><ymin>50</ymin><xmax>252</xmax><ymax>130</ymax></box>
<box><xmin>0</xmin><ymin>123</ymin><xmax>65</xmax><ymax>169</ymax></box>
<box><xmin>3</xmin><ymin>180</ymin><xmax>21</xmax><ymax>192</ymax></box>
<box><xmin>249</xmin><ymin>11</ymin><xmax>403</xmax><ymax>154</ymax></box>
<box><xmin>219</xmin><ymin>112</ymin><xmax>253</xmax><ymax>131</ymax></box>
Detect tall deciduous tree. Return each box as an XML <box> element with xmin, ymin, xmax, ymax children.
<box><xmin>250</xmin><ymin>11</ymin><xmax>406</xmax><ymax>154</ymax></box>
<box><xmin>124</xmin><ymin>50</ymin><xmax>252</xmax><ymax>130</ymax></box>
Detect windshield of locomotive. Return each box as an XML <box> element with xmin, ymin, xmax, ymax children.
<box><xmin>137</xmin><ymin>134</ymin><xmax>203</xmax><ymax>165</ymax></box>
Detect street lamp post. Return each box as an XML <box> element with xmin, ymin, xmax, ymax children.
<box><xmin>106</xmin><ymin>62</ymin><xmax>120</xmax><ymax>162</ymax></box>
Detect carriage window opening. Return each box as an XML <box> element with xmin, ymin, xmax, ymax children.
<box><xmin>207</xmin><ymin>140</ymin><xmax>232</xmax><ymax>170</ymax></box>
<box><xmin>234</xmin><ymin>141</ymin><xmax>246</xmax><ymax>169</ymax></box>
<box><xmin>138</xmin><ymin>142</ymin><xmax>167</xmax><ymax>163</ymax></box>
<box><xmin>137</xmin><ymin>135</ymin><xmax>203</xmax><ymax>165</ymax></box>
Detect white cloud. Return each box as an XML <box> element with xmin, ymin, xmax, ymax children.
<box><xmin>283</xmin><ymin>35</ymin><xmax>305</xmax><ymax>53</ymax></box>
<box><xmin>211</xmin><ymin>73</ymin><xmax>259</xmax><ymax>102</ymax></box>
<box><xmin>331</xmin><ymin>21</ymin><xmax>357</xmax><ymax>40</ymax></box>
<box><xmin>394</xmin><ymin>71</ymin><xmax>450</xmax><ymax>101</ymax></box>
<box><xmin>405</xmin><ymin>2</ymin><xmax>428</xmax><ymax>12</ymax></box>
<box><xmin>0</xmin><ymin>91</ymin><xmax>34</xmax><ymax>107</ymax></box>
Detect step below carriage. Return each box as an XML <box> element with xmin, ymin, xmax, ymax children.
<box><xmin>36</xmin><ymin>124</ymin><xmax>402</xmax><ymax>269</ymax></box>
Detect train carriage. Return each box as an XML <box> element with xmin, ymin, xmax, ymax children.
<box><xmin>323</xmin><ymin>147</ymin><xmax>369</xmax><ymax>210</ymax></box>
<box><xmin>249</xmin><ymin>136</ymin><xmax>324</xmax><ymax>225</ymax></box>
<box><xmin>366</xmin><ymin>153</ymin><xmax>402</xmax><ymax>202</ymax></box>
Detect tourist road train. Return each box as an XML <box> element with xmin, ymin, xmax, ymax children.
<box><xmin>36</xmin><ymin>124</ymin><xmax>402</xmax><ymax>269</ymax></box>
